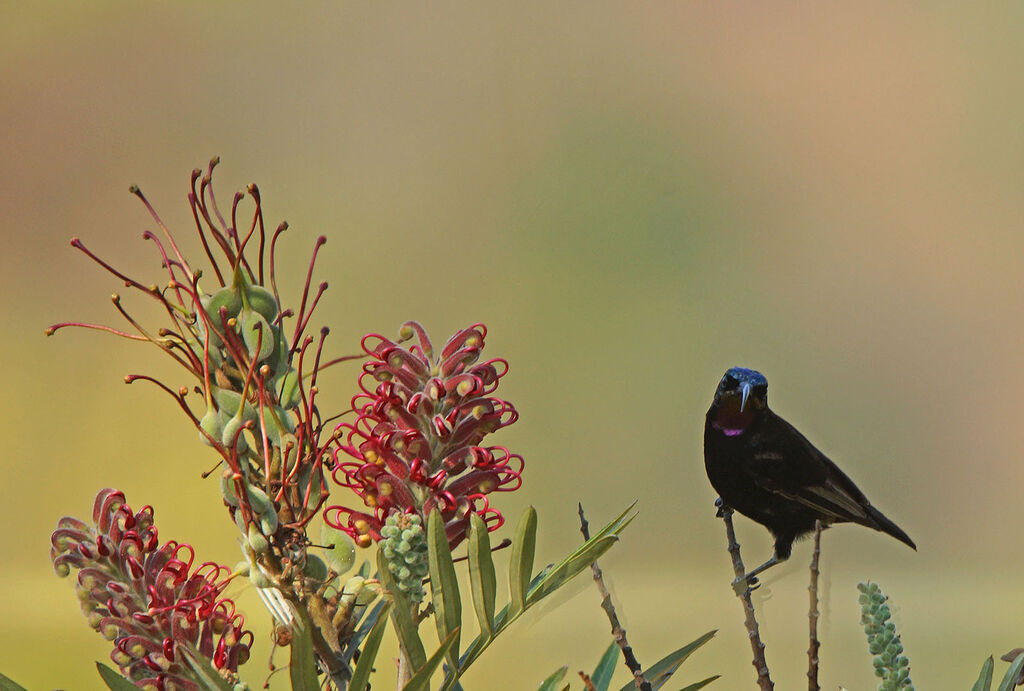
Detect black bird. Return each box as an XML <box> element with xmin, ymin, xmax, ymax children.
<box><xmin>704</xmin><ymin>367</ymin><xmax>915</xmax><ymax>586</ymax></box>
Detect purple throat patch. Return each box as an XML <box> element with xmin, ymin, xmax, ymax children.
<box><xmin>712</xmin><ymin>421</ymin><xmax>746</xmax><ymax>436</ymax></box>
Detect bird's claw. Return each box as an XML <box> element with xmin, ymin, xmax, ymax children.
<box><xmin>731</xmin><ymin>574</ymin><xmax>760</xmax><ymax>596</ymax></box>
<box><xmin>714</xmin><ymin>497</ymin><xmax>725</xmax><ymax>518</ymax></box>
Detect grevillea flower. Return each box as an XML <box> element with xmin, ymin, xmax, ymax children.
<box><xmin>50</xmin><ymin>488</ymin><xmax>253</xmax><ymax>691</ymax></box>
<box><xmin>46</xmin><ymin>159</ymin><xmax>338</xmax><ymax>533</ymax></box>
<box><xmin>325</xmin><ymin>322</ymin><xmax>523</xmax><ymax>549</ymax></box>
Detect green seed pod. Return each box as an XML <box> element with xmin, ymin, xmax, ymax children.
<box><xmin>245</xmin><ymin>485</ymin><xmax>274</xmax><ymax>515</ymax></box>
<box><xmin>199</xmin><ymin>407</ymin><xmax>222</xmax><ymax>447</ymax></box>
<box><xmin>249</xmin><ymin>568</ymin><xmax>273</xmax><ymax>589</ymax></box>
<box><xmin>320</xmin><ymin>523</ymin><xmax>357</xmax><ymax>576</ymax></box>
<box><xmin>239</xmin><ymin>309</ymin><xmax>275</xmax><ymax>363</ymax></box>
<box><xmin>234</xmin><ymin>508</ymin><xmax>248</xmax><ymax>536</ymax></box>
<box><xmin>260</xmin><ymin>510</ymin><xmax>279</xmax><ymax>536</ymax></box>
<box><xmin>276</xmin><ymin>368</ymin><xmax>301</xmax><ymax>409</ymax></box>
<box><xmin>248</xmin><ymin>523</ymin><xmax>270</xmax><ymax>556</ymax></box>
<box><xmin>221</xmin><ymin>415</ymin><xmax>250</xmax><ymax>453</ymax></box>
<box><xmin>204</xmin><ymin>286</ymin><xmax>243</xmax><ymax>318</ymax></box>
<box><xmin>214</xmin><ymin>389</ymin><xmax>258</xmax><ymax>424</ymax></box>
<box><xmin>245</xmin><ymin>284</ymin><xmax>279</xmax><ymax>322</ymax></box>
<box><xmin>304</xmin><ymin>555</ymin><xmax>329</xmax><ymax>583</ymax></box>
<box><xmin>220</xmin><ymin>472</ymin><xmax>241</xmax><ymax>507</ymax></box>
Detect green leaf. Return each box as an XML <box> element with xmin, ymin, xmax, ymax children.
<box><xmin>350</xmin><ymin>600</ymin><xmax>394</xmax><ymax>691</ymax></box>
<box><xmin>0</xmin><ymin>672</ymin><xmax>29</xmax><ymax>691</ymax></box>
<box><xmin>537</xmin><ymin>665</ymin><xmax>569</xmax><ymax>691</ymax></box>
<box><xmin>997</xmin><ymin>652</ymin><xmax>1024</xmax><ymax>691</ymax></box>
<box><xmin>427</xmin><ymin>509</ymin><xmax>462</xmax><ymax>671</ymax></box>
<box><xmin>467</xmin><ymin>513</ymin><xmax>497</xmax><ymax>640</ymax></box>
<box><xmin>288</xmin><ymin>606</ymin><xmax>321</xmax><ymax>691</ymax></box>
<box><xmin>590</xmin><ymin>641</ymin><xmax>619</xmax><ymax>691</ymax></box>
<box><xmin>403</xmin><ymin>627</ymin><xmax>462</xmax><ymax>691</ymax></box>
<box><xmin>508</xmin><ymin>506</ymin><xmax>538</xmax><ymax>619</ymax></box>
<box><xmin>527</xmin><ymin>503</ymin><xmax>637</xmax><ymax>606</ymax></box>
<box><xmin>616</xmin><ymin>630</ymin><xmax>717</xmax><ymax>691</ymax></box>
<box><xmin>95</xmin><ymin>663</ymin><xmax>139</xmax><ymax>691</ymax></box>
<box><xmin>343</xmin><ymin>599</ymin><xmax>388</xmax><ymax>666</ymax></box>
<box><xmin>527</xmin><ymin>535</ymin><xmax>618</xmax><ymax>605</ymax></box>
<box><xmin>973</xmin><ymin>657</ymin><xmax>994</xmax><ymax>691</ymax></box>
<box><xmin>378</xmin><ymin>548</ymin><xmax>427</xmax><ymax>670</ymax></box>
<box><xmin>678</xmin><ymin>675</ymin><xmax>721</xmax><ymax>691</ymax></box>
<box><xmin>449</xmin><ymin>504</ymin><xmax>635</xmax><ymax>688</ymax></box>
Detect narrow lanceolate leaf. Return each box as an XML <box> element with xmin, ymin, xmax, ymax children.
<box><xmin>590</xmin><ymin>641</ymin><xmax>620</xmax><ymax>691</ymax></box>
<box><xmin>287</xmin><ymin>606</ymin><xmax>321</xmax><ymax>691</ymax></box>
<box><xmin>403</xmin><ymin>627</ymin><xmax>462</xmax><ymax>691</ymax></box>
<box><xmin>350</xmin><ymin>601</ymin><xmax>394</xmax><ymax>691</ymax></box>
<box><xmin>467</xmin><ymin>513</ymin><xmax>497</xmax><ymax>640</ymax></box>
<box><xmin>508</xmin><ymin>505</ymin><xmax>538</xmax><ymax>619</ymax></box>
<box><xmin>997</xmin><ymin>653</ymin><xmax>1024</xmax><ymax>691</ymax></box>
<box><xmin>678</xmin><ymin>676</ymin><xmax>721</xmax><ymax>691</ymax></box>
<box><xmin>527</xmin><ymin>535</ymin><xmax>619</xmax><ymax>606</ymax></box>
<box><xmin>95</xmin><ymin>663</ymin><xmax>140</xmax><ymax>691</ymax></box>
<box><xmin>973</xmin><ymin>657</ymin><xmax>994</xmax><ymax>691</ymax></box>
<box><xmin>537</xmin><ymin>665</ymin><xmax>569</xmax><ymax>691</ymax></box>
<box><xmin>378</xmin><ymin>548</ymin><xmax>427</xmax><ymax>670</ymax></box>
<box><xmin>615</xmin><ymin>630</ymin><xmax>717</xmax><ymax>691</ymax></box>
<box><xmin>527</xmin><ymin>503</ymin><xmax>637</xmax><ymax>606</ymax></box>
<box><xmin>427</xmin><ymin>509</ymin><xmax>462</xmax><ymax>671</ymax></box>
<box><xmin>0</xmin><ymin>672</ymin><xmax>29</xmax><ymax>691</ymax></box>
<box><xmin>343</xmin><ymin>599</ymin><xmax>388</xmax><ymax>666</ymax></box>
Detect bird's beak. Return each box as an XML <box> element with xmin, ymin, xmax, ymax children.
<box><xmin>740</xmin><ymin>382</ymin><xmax>752</xmax><ymax>412</ymax></box>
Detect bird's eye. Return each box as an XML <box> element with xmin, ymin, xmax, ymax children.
<box><xmin>723</xmin><ymin>374</ymin><xmax>737</xmax><ymax>388</ymax></box>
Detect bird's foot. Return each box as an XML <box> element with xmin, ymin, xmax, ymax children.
<box><xmin>731</xmin><ymin>573</ymin><xmax>760</xmax><ymax>596</ymax></box>
<box><xmin>714</xmin><ymin>497</ymin><xmax>725</xmax><ymax>518</ymax></box>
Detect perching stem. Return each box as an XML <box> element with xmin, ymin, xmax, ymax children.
<box><xmin>718</xmin><ymin>500</ymin><xmax>774</xmax><ymax>691</ymax></box>
<box><xmin>578</xmin><ymin>503</ymin><xmax>651</xmax><ymax>691</ymax></box>
<box><xmin>807</xmin><ymin>520</ymin><xmax>822</xmax><ymax>691</ymax></box>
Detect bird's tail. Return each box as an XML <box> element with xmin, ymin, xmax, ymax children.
<box><xmin>865</xmin><ymin>505</ymin><xmax>916</xmax><ymax>550</ymax></box>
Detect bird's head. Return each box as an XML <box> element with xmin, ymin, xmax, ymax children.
<box><xmin>709</xmin><ymin>367</ymin><xmax>768</xmax><ymax>435</ymax></box>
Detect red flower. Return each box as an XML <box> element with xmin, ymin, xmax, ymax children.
<box><xmin>51</xmin><ymin>489</ymin><xmax>253</xmax><ymax>690</ymax></box>
<box><xmin>325</xmin><ymin>322</ymin><xmax>523</xmax><ymax>549</ymax></box>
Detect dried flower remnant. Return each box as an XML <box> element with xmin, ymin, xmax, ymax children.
<box><xmin>325</xmin><ymin>321</ymin><xmax>523</xmax><ymax>550</ymax></box>
<box><xmin>50</xmin><ymin>488</ymin><xmax>253</xmax><ymax>690</ymax></box>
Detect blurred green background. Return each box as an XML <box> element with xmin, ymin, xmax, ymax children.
<box><xmin>4</xmin><ymin>3</ymin><xmax>1023</xmax><ymax>689</ymax></box>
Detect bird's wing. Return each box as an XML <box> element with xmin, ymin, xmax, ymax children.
<box><xmin>752</xmin><ymin>418</ymin><xmax>874</xmax><ymax>524</ymax></box>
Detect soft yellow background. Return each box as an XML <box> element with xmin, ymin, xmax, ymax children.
<box><xmin>3</xmin><ymin>3</ymin><xmax>1022</xmax><ymax>689</ymax></box>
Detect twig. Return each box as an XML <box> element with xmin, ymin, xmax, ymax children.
<box><xmin>578</xmin><ymin>503</ymin><xmax>651</xmax><ymax>691</ymax></box>
<box><xmin>807</xmin><ymin>520</ymin><xmax>822</xmax><ymax>691</ymax></box>
<box><xmin>718</xmin><ymin>501</ymin><xmax>774</xmax><ymax>691</ymax></box>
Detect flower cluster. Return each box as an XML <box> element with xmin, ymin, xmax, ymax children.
<box><xmin>858</xmin><ymin>581</ymin><xmax>914</xmax><ymax>690</ymax></box>
<box><xmin>47</xmin><ymin>159</ymin><xmax>334</xmax><ymax>533</ymax></box>
<box><xmin>325</xmin><ymin>322</ymin><xmax>523</xmax><ymax>549</ymax></box>
<box><xmin>50</xmin><ymin>488</ymin><xmax>253</xmax><ymax>691</ymax></box>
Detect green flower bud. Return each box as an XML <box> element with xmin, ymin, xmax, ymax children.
<box><xmin>199</xmin><ymin>407</ymin><xmax>223</xmax><ymax>447</ymax></box>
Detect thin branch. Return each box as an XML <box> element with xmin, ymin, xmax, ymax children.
<box><xmin>578</xmin><ymin>503</ymin><xmax>651</xmax><ymax>691</ymax></box>
<box><xmin>807</xmin><ymin>520</ymin><xmax>822</xmax><ymax>691</ymax></box>
<box><xmin>718</xmin><ymin>501</ymin><xmax>774</xmax><ymax>691</ymax></box>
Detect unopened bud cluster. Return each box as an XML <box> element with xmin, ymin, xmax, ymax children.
<box><xmin>380</xmin><ymin>513</ymin><xmax>429</xmax><ymax>602</ymax></box>
<box><xmin>858</xmin><ymin>582</ymin><xmax>914</xmax><ymax>690</ymax></box>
